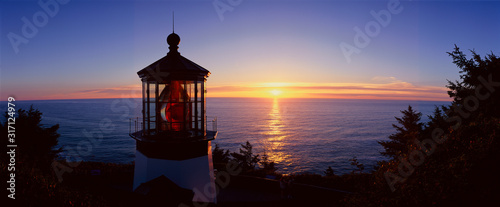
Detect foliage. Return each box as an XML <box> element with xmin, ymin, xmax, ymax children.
<box><xmin>0</xmin><ymin>107</ymin><xmax>112</xmax><ymax>206</ymax></box>
<box><xmin>212</xmin><ymin>144</ymin><xmax>230</xmax><ymax>164</ymax></box>
<box><xmin>230</xmin><ymin>141</ymin><xmax>260</xmax><ymax>172</ymax></box>
<box><xmin>446</xmin><ymin>45</ymin><xmax>500</xmax><ymax>118</ymax></box>
<box><xmin>1</xmin><ymin>105</ymin><xmax>62</xmax><ymax>171</ymax></box>
<box><xmin>259</xmin><ymin>153</ymin><xmax>276</xmax><ymax>174</ymax></box>
<box><xmin>213</xmin><ymin>141</ymin><xmax>279</xmax><ymax>176</ymax></box>
<box><xmin>324</xmin><ymin>166</ymin><xmax>335</xmax><ymax>177</ymax></box>
<box><xmin>377</xmin><ymin>105</ymin><xmax>424</xmax><ymax>159</ymax></box>
<box><xmin>349</xmin><ymin>157</ymin><xmax>365</xmax><ymax>174</ymax></box>
<box><xmin>0</xmin><ymin>160</ymin><xmax>109</xmax><ymax>206</ymax></box>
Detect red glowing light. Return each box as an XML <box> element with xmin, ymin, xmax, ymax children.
<box><xmin>160</xmin><ymin>81</ymin><xmax>191</xmax><ymax>131</ymax></box>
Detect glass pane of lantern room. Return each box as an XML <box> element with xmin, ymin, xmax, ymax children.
<box><xmin>157</xmin><ymin>83</ymin><xmax>167</xmax><ymax>131</ymax></box>
<box><xmin>203</xmin><ymin>81</ymin><xmax>207</xmax><ymax>135</ymax></box>
<box><xmin>197</xmin><ymin>82</ymin><xmax>202</xmax><ymax>133</ymax></box>
<box><xmin>158</xmin><ymin>80</ymin><xmax>195</xmax><ymax>132</ymax></box>
<box><xmin>142</xmin><ymin>81</ymin><xmax>146</xmax><ymax>133</ymax></box>
<box><xmin>149</xmin><ymin>102</ymin><xmax>156</xmax><ymax>132</ymax></box>
<box><xmin>184</xmin><ymin>81</ymin><xmax>192</xmax><ymax>131</ymax></box>
<box><xmin>145</xmin><ymin>82</ymin><xmax>151</xmax><ymax>133</ymax></box>
<box><xmin>148</xmin><ymin>83</ymin><xmax>156</xmax><ymax>132</ymax></box>
<box><xmin>191</xmin><ymin>81</ymin><xmax>196</xmax><ymax>129</ymax></box>
<box><xmin>185</xmin><ymin>81</ymin><xmax>194</xmax><ymax>130</ymax></box>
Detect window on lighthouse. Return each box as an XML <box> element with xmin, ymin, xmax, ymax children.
<box><xmin>159</xmin><ymin>81</ymin><xmax>192</xmax><ymax>131</ymax></box>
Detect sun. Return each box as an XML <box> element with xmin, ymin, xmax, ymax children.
<box><xmin>270</xmin><ymin>89</ymin><xmax>282</xmax><ymax>96</ymax></box>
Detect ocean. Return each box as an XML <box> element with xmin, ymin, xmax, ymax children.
<box><xmin>1</xmin><ymin>98</ymin><xmax>450</xmax><ymax>175</ymax></box>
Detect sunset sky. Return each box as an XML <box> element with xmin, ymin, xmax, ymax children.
<box><xmin>1</xmin><ymin>0</ymin><xmax>499</xmax><ymax>101</ymax></box>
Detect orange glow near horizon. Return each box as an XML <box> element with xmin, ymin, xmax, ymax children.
<box><xmin>207</xmin><ymin>81</ymin><xmax>451</xmax><ymax>101</ymax></box>
<box><xmin>13</xmin><ymin>80</ymin><xmax>451</xmax><ymax>102</ymax></box>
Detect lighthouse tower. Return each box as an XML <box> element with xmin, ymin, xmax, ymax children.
<box><xmin>130</xmin><ymin>31</ymin><xmax>217</xmax><ymax>203</ymax></box>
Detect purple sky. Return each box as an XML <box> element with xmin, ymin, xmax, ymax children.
<box><xmin>1</xmin><ymin>0</ymin><xmax>499</xmax><ymax>100</ymax></box>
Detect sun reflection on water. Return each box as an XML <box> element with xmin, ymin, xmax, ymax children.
<box><xmin>262</xmin><ymin>98</ymin><xmax>292</xmax><ymax>169</ymax></box>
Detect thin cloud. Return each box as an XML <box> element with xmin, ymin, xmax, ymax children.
<box><xmin>208</xmin><ymin>79</ymin><xmax>450</xmax><ymax>101</ymax></box>
<box><xmin>42</xmin><ymin>85</ymin><xmax>141</xmax><ymax>100</ymax></box>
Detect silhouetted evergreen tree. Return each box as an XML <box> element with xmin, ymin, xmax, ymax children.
<box><xmin>349</xmin><ymin>157</ymin><xmax>365</xmax><ymax>174</ymax></box>
<box><xmin>1</xmin><ymin>106</ymin><xmax>61</xmax><ymax>171</ymax></box>
<box><xmin>324</xmin><ymin>166</ymin><xmax>335</xmax><ymax>177</ymax></box>
<box><xmin>259</xmin><ymin>153</ymin><xmax>276</xmax><ymax>174</ymax></box>
<box><xmin>447</xmin><ymin>45</ymin><xmax>500</xmax><ymax>118</ymax></box>
<box><xmin>212</xmin><ymin>143</ymin><xmax>230</xmax><ymax>164</ymax></box>
<box><xmin>212</xmin><ymin>143</ymin><xmax>231</xmax><ymax>171</ymax></box>
<box><xmin>230</xmin><ymin>141</ymin><xmax>260</xmax><ymax>172</ymax></box>
<box><xmin>438</xmin><ymin>45</ymin><xmax>500</xmax><ymax>206</ymax></box>
<box><xmin>378</xmin><ymin>105</ymin><xmax>423</xmax><ymax>159</ymax></box>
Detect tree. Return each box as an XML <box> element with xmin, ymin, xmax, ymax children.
<box><xmin>350</xmin><ymin>157</ymin><xmax>365</xmax><ymax>174</ymax></box>
<box><xmin>446</xmin><ymin>45</ymin><xmax>500</xmax><ymax>118</ymax></box>
<box><xmin>230</xmin><ymin>141</ymin><xmax>260</xmax><ymax>172</ymax></box>
<box><xmin>378</xmin><ymin>105</ymin><xmax>423</xmax><ymax>159</ymax></box>
<box><xmin>259</xmin><ymin>153</ymin><xmax>276</xmax><ymax>174</ymax></box>
<box><xmin>324</xmin><ymin>166</ymin><xmax>335</xmax><ymax>177</ymax></box>
<box><xmin>212</xmin><ymin>143</ymin><xmax>230</xmax><ymax>164</ymax></box>
<box><xmin>1</xmin><ymin>106</ymin><xmax>61</xmax><ymax>171</ymax></box>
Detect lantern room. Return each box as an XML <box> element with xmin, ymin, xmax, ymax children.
<box><xmin>133</xmin><ymin>32</ymin><xmax>214</xmax><ymax>141</ymax></box>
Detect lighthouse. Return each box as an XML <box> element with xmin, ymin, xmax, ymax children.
<box><xmin>130</xmin><ymin>31</ymin><xmax>217</xmax><ymax>203</ymax></box>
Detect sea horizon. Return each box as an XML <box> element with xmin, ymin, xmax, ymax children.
<box><xmin>2</xmin><ymin>96</ymin><xmax>452</xmax><ymax>102</ymax></box>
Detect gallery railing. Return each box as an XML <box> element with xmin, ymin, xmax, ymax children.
<box><xmin>129</xmin><ymin>116</ymin><xmax>217</xmax><ymax>138</ymax></box>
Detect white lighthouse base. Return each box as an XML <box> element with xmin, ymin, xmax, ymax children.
<box><xmin>133</xmin><ymin>150</ymin><xmax>217</xmax><ymax>203</ymax></box>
